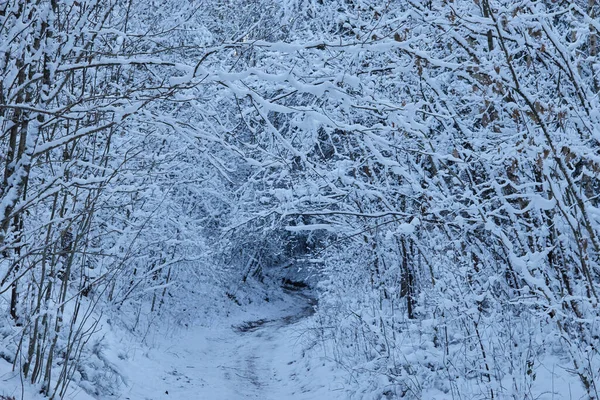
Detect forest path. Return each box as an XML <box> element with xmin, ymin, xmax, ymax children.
<box><xmin>118</xmin><ymin>289</ymin><xmax>345</xmax><ymax>400</ymax></box>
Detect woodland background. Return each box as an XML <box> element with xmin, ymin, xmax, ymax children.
<box><xmin>1</xmin><ymin>0</ymin><xmax>600</xmax><ymax>398</ymax></box>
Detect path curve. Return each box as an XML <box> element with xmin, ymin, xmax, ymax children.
<box><xmin>118</xmin><ymin>289</ymin><xmax>345</xmax><ymax>400</ymax></box>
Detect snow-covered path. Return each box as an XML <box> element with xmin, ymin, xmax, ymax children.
<box><xmin>117</xmin><ymin>290</ymin><xmax>346</xmax><ymax>400</ymax></box>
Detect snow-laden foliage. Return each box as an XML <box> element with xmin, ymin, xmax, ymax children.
<box><xmin>1</xmin><ymin>0</ymin><xmax>600</xmax><ymax>398</ymax></box>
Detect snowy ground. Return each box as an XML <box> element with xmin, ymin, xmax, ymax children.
<box><xmin>0</xmin><ymin>288</ymin><xmax>347</xmax><ymax>400</ymax></box>
<box><xmin>114</xmin><ymin>289</ymin><xmax>347</xmax><ymax>400</ymax></box>
<box><xmin>0</xmin><ymin>285</ymin><xmax>589</xmax><ymax>400</ymax></box>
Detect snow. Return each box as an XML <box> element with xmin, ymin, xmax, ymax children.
<box><xmin>0</xmin><ymin>289</ymin><xmax>348</xmax><ymax>400</ymax></box>
<box><xmin>2</xmin><ymin>1</ymin><xmax>600</xmax><ymax>399</ymax></box>
<box><xmin>112</xmin><ymin>291</ymin><xmax>346</xmax><ymax>400</ymax></box>
<box><xmin>0</xmin><ymin>355</ymin><xmax>96</xmax><ymax>400</ymax></box>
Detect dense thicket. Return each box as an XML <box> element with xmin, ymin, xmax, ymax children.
<box><xmin>1</xmin><ymin>0</ymin><xmax>599</xmax><ymax>398</ymax></box>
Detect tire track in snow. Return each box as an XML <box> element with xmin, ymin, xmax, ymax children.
<box><xmin>228</xmin><ymin>290</ymin><xmax>316</xmax><ymax>399</ymax></box>
<box><xmin>120</xmin><ymin>289</ymin><xmax>325</xmax><ymax>400</ymax></box>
